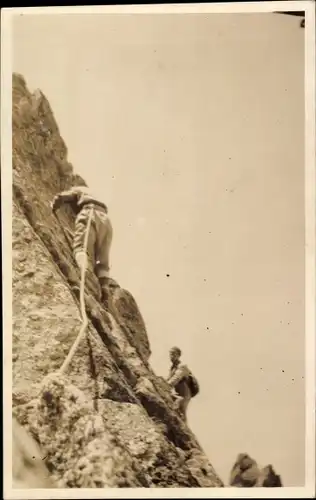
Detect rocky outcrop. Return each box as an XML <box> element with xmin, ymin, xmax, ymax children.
<box><xmin>12</xmin><ymin>72</ymin><xmax>223</xmax><ymax>489</ymax></box>
<box><xmin>13</xmin><ymin>417</ymin><xmax>54</xmax><ymax>489</ymax></box>
<box><xmin>229</xmin><ymin>453</ymin><xmax>283</xmax><ymax>488</ymax></box>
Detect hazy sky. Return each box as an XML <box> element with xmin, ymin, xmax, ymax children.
<box><xmin>13</xmin><ymin>11</ymin><xmax>305</xmax><ymax>486</ymax></box>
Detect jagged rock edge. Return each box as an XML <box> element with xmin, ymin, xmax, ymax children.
<box><xmin>12</xmin><ymin>72</ymin><xmax>224</xmax><ymax>488</ymax></box>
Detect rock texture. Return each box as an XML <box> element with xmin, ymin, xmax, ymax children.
<box><xmin>229</xmin><ymin>453</ymin><xmax>283</xmax><ymax>488</ymax></box>
<box><xmin>13</xmin><ymin>417</ymin><xmax>55</xmax><ymax>489</ymax></box>
<box><xmin>12</xmin><ymin>72</ymin><xmax>224</xmax><ymax>489</ymax></box>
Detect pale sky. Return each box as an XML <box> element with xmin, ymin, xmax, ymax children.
<box><xmin>13</xmin><ymin>11</ymin><xmax>305</xmax><ymax>486</ymax></box>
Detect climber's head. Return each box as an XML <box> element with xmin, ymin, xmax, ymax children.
<box><xmin>170</xmin><ymin>346</ymin><xmax>181</xmax><ymax>363</ymax></box>
<box><xmin>237</xmin><ymin>453</ymin><xmax>256</xmax><ymax>472</ymax></box>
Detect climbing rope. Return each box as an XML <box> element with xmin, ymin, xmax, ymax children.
<box><xmin>58</xmin><ymin>207</ymin><xmax>94</xmax><ymax>375</ymax></box>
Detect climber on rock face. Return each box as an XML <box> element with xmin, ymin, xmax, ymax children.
<box><xmin>167</xmin><ymin>346</ymin><xmax>200</xmax><ymax>422</ymax></box>
<box><xmin>51</xmin><ymin>184</ymin><xmax>114</xmax><ymax>306</ymax></box>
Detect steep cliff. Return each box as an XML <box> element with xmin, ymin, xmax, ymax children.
<box><xmin>12</xmin><ymin>72</ymin><xmax>224</xmax><ymax>489</ymax></box>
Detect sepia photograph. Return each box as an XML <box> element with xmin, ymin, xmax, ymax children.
<box><xmin>2</xmin><ymin>1</ymin><xmax>315</xmax><ymax>498</ymax></box>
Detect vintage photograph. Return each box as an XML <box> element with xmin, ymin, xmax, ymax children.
<box><xmin>2</xmin><ymin>1</ymin><xmax>315</xmax><ymax>497</ymax></box>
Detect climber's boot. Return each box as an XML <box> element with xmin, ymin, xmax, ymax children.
<box><xmin>99</xmin><ymin>277</ymin><xmax>112</xmax><ymax>310</ymax></box>
<box><xmin>85</xmin><ymin>269</ymin><xmax>101</xmax><ymax>301</ymax></box>
<box><xmin>101</xmin><ymin>287</ymin><xmax>110</xmax><ymax>309</ymax></box>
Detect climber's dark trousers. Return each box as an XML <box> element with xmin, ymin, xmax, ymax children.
<box><xmin>73</xmin><ymin>205</ymin><xmax>113</xmax><ymax>281</ymax></box>
<box><xmin>178</xmin><ymin>395</ymin><xmax>191</xmax><ymax>422</ymax></box>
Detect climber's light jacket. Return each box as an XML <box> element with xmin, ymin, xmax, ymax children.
<box><xmin>53</xmin><ymin>186</ymin><xmax>113</xmax><ymax>279</ymax></box>
<box><xmin>167</xmin><ymin>362</ymin><xmax>192</xmax><ymax>421</ymax></box>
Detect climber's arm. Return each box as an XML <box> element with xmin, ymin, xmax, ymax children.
<box><xmin>51</xmin><ymin>188</ymin><xmax>79</xmax><ymax>212</ymax></box>
<box><xmin>168</xmin><ymin>364</ymin><xmax>189</xmax><ymax>388</ymax></box>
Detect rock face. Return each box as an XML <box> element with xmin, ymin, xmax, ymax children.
<box><xmin>229</xmin><ymin>453</ymin><xmax>283</xmax><ymax>488</ymax></box>
<box><xmin>11</xmin><ymin>72</ymin><xmax>224</xmax><ymax>489</ymax></box>
<box><xmin>12</xmin><ymin>417</ymin><xmax>55</xmax><ymax>489</ymax></box>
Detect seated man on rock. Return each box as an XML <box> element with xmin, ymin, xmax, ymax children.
<box><xmin>229</xmin><ymin>453</ymin><xmax>283</xmax><ymax>487</ymax></box>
